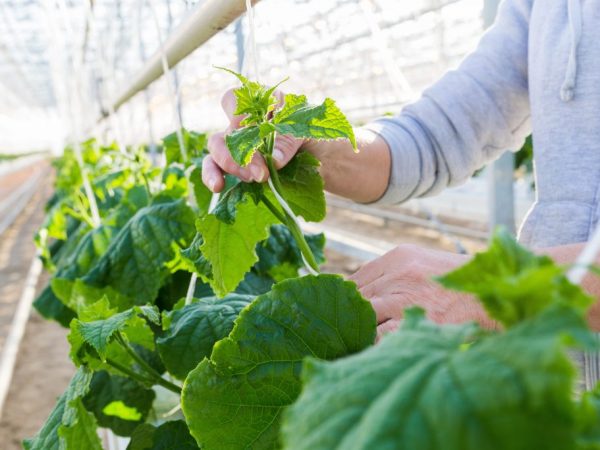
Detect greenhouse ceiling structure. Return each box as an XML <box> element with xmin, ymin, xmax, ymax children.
<box><xmin>0</xmin><ymin>0</ymin><xmax>484</xmax><ymax>152</ymax></box>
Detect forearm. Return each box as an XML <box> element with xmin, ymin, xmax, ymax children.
<box><xmin>541</xmin><ymin>244</ymin><xmax>600</xmax><ymax>330</ymax></box>
<box><xmin>303</xmin><ymin>127</ymin><xmax>391</xmax><ymax>204</ymax></box>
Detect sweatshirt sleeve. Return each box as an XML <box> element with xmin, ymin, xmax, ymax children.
<box><xmin>365</xmin><ymin>0</ymin><xmax>532</xmax><ymax>204</ymax></box>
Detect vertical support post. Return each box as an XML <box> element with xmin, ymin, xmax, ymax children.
<box><xmin>484</xmin><ymin>0</ymin><xmax>515</xmax><ymax>235</ymax></box>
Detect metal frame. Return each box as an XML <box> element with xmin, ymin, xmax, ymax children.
<box><xmin>109</xmin><ymin>0</ymin><xmax>262</xmax><ymax>113</ymax></box>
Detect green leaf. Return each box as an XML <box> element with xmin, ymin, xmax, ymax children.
<box><xmin>225</xmin><ymin>126</ymin><xmax>262</xmax><ymax>167</ymax></box>
<box><xmin>179</xmin><ymin>233</ymin><xmax>212</xmax><ymax>278</ymax></box>
<box><xmin>157</xmin><ymin>294</ymin><xmax>253</xmax><ymax>379</ymax></box>
<box><xmin>24</xmin><ymin>367</ymin><xmax>101</xmax><ymax>450</ymax></box>
<box><xmin>33</xmin><ymin>285</ymin><xmax>76</xmax><ymax>328</ymax></box>
<box><xmin>438</xmin><ymin>228</ymin><xmax>593</xmax><ymax>327</ymax></box>
<box><xmin>277</xmin><ymin>152</ymin><xmax>326</xmax><ymax>222</ymax></box>
<box><xmin>69</xmin><ymin>304</ymin><xmax>158</xmax><ymax>364</ymax></box>
<box><xmin>282</xmin><ymin>305</ymin><xmax>593</xmax><ymax>450</ymax></box>
<box><xmin>160</xmin><ymin>164</ymin><xmax>189</xmax><ymax>200</ymax></box>
<box><xmin>83</xmin><ymin>371</ymin><xmax>155</xmax><ymax>436</ymax></box>
<box><xmin>50</xmin><ymin>223</ymin><xmax>120</xmax><ymax>313</ymax></box>
<box><xmin>197</xmin><ymin>198</ymin><xmax>277</xmax><ymax>296</ymax></box>
<box><xmin>211</xmin><ymin>181</ymin><xmax>263</xmax><ymax>225</ymax></box>
<box><xmin>273</xmin><ymin>94</ymin><xmax>357</xmax><ymax>150</ymax></box>
<box><xmin>182</xmin><ymin>275</ymin><xmax>376</xmax><ymax>450</ymax></box>
<box><xmin>74</xmin><ymin>200</ymin><xmax>196</xmax><ymax>309</ymax></box>
<box><xmin>217</xmin><ymin>67</ymin><xmax>281</xmax><ymax>126</ymax></box>
<box><xmin>127</xmin><ymin>421</ymin><xmax>199</xmax><ymax>450</ymax></box>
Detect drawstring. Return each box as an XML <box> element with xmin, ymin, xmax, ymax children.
<box><xmin>560</xmin><ymin>0</ymin><xmax>583</xmax><ymax>102</ymax></box>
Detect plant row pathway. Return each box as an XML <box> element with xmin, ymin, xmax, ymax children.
<box><xmin>0</xmin><ymin>160</ymin><xmax>75</xmax><ymax>450</ymax></box>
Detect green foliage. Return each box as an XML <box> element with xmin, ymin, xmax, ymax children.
<box><xmin>157</xmin><ymin>294</ymin><xmax>253</xmax><ymax>380</ymax></box>
<box><xmin>83</xmin><ymin>371</ymin><xmax>155</xmax><ymax>436</ymax></box>
<box><xmin>33</xmin><ymin>285</ymin><xmax>76</xmax><ymax>328</ymax></box>
<box><xmin>181</xmin><ymin>275</ymin><xmax>376</xmax><ymax>450</ymax></box>
<box><xmin>195</xmin><ymin>196</ymin><xmax>276</xmax><ymax>296</ymax></box>
<box><xmin>31</xmin><ymin>77</ymin><xmax>593</xmax><ymax>450</ymax></box>
<box><xmin>58</xmin><ymin>200</ymin><xmax>196</xmax><ymax>311</ymax></box>
<box><xmin>127</xmin><ymin>421</ymin><xmax>199</xmax><ymax>450</ymax></box>
<box><xmin>282</xmin><ymin>232</ymin><xmax>600</xmax><ymax>450</ymax></box>
<box><xmin>162</xmin><ymin>128</ymin><xmax>207</xmax><ymax>165</ymax></box>
<box><xmin>438</xmin><ymin>228</ymin><xmax>592</xmax><ymax>327</ymax></box>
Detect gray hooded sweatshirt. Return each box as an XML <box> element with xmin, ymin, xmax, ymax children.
<box><xmin>365</xmin><ymin>0</ymin><xmax>600</xmax><ymax>387</ymax></box>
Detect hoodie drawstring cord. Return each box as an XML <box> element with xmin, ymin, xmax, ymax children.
<box><xmin>561</xmin><ymin>0</ymin><xmax>583</xmax><ymax>102</ymax></box>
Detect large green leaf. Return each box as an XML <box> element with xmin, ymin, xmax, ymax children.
<box><xmin>83</xmin><ymin>371</ymin><xmax>155</xmax><ymax>437</ymax></box>
<box><xmin>181</xmin><ymin>275</ymin><xmax>376</xmax><ymax>450</ymax></box>
<box><xmin>282</xmin><ymin>306</ymin><xmax>594</xmax><ymax>450</ymax></box>
<box><xmin>157</xmin><ymin>294</ymin><xmax>253</xmax><ymax>380</ymax></box>
<box><xmin>72</xmin><ymin>200</ymin><xmax>196</xmax><ymax>309</ymax></box>
<box><xmin>196</xmin><ymin>198</ymin><xmax>277</xmax><ymax>296</ymax></box>
<box><xmin>23</xmin><ymin>368</ymin><xmax>101</xmax><ymax>450</ymax></box>
<box><xmin>127</xmin><ymin>420</ymin><xmax>199</xmax><ymax>450</ymax></box>
<box><xmin>273</xmin><ymin>94</ymin><xmax>356</xmax><ymax>150</ymax></box>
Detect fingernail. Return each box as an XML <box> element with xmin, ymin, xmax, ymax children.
<box><xmin>208</xmin><ymin>176</ymin><xmax>217</xmax><ymax>191</ymax></box>
<box><xmin>250</xmin><ymin>164</ymin><xmax>265</xmax><ymax>182</ymax></box>
<box><xmin>273</xmin><ymin>148</ymin><xmax>285</xmax><ymax>164</ymax></box>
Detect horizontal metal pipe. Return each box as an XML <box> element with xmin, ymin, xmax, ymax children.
<box><xmin>110</xmin><ymin>0</ymin><xmax>260</xmax><ymax>113</ymax></box>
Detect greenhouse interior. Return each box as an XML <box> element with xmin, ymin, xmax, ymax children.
<box><xmin>1</xmin><ymin>0</ymin><xmax>600</xmax><ymax>449</ymax></box>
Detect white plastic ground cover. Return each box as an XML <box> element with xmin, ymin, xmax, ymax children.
<box><xmin>0</xmin><ymin>256</ymin><xmax>43</xmax><ymax>421</ymax></box>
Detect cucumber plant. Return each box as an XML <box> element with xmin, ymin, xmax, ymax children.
<box><xmin>24</xmin><ymin>72</ymin><xmax>600</xmax><ymax>450</ymax></box>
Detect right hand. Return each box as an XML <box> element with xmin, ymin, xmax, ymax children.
<box><xmin>202</xmin><ymin>88</ymin><xmax>306</xmax><ymax>193</ymax></box>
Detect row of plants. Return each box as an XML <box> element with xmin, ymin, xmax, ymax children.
<box><xmin>26</xmin><ymin>72</ymin><xmax>600</xmax><ymax>449</ymax></box>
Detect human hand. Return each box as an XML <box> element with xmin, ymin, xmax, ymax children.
<box><xmin>348</xmin><ymin>244</ymin><xmax>494</xmax><ymax>341</ymax></box>
<box><xmin>202</xmin><ymin>88</ymin><xmax>306</xmax><ymax>192</ymax></box>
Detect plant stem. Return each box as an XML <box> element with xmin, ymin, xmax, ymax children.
<box><xmin>263</xmin><ymin>152</ymin><xmax>320</xmax><ymax>274</ymax></box>
<box><xmin>115</xmin><ymin>333</ymin><xmax>182</xmax><ymax>394</ymax></box>
<box><xmin>259</xmin><ymin>194</ymin><xmax>287</xmax><ymax>224</ymax></box>
<box><xmin>105</xmin><ymin>358</ymin><xmax>154</xmax><ymax>386</ymax></box>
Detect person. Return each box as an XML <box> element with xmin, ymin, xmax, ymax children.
<box><xmin>202</xmin><ymin>0</ymin><xmax>600</xmax><ymax>386</ymax></box>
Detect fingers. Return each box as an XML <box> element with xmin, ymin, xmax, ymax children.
<box><xmin>376</xmin><ymin>319</ymin><xmax>400</xmax><ymax>342</ymax></box>
<box><xmin>368</xmin><ymin>296</ymin><xmax>397</xmax><ymax>325</ymax></box>
<box><xmin>348</xmin><ymin>259</ymin><xmax>383</xmax><ymax>290</ymax></box>
<box><xmin>272</xmin><ymin>134</ymin><xmax>303</xmax><ymax>169</ymax></box>
<box><xmin>202</xmin><ymin>156</ymin><xmax>225</xmax><ymax>193</ymax></box>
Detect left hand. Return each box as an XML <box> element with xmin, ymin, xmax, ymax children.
<box><xmin>348</xmin><ymin>244</ymin><xmax>493</xmax><ymax>341</ymax></box>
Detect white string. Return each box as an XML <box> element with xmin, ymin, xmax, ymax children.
<box><xmin>567</xmin><ymin>222</ymin><xmax>600</xmax><ymax>285</ymax></box>
<box><xmin>245</xmin><ymin>0</ymin><xmax>260</xmax><ymax>81</ymax></box>
<box><xmin>147</xmin><ymin>0</ymin><xmax>188</xmax><ymax>163</ymax></box>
